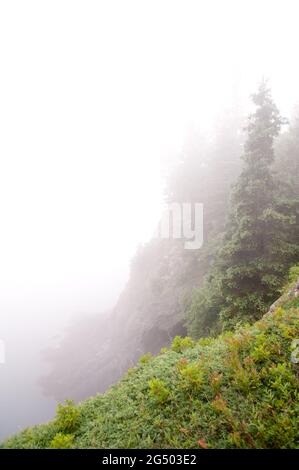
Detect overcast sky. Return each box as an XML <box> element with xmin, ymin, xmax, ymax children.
<box><xmin>0</xmin><ymin>0</ymin><xmax>299</xmax><ymax>342</ymax></box>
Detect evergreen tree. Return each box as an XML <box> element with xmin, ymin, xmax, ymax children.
<box><xmin>275</xmin><ymin>108</ymin><xmax>299</xmax><ymax>197</ymax></box>
<box><xmin>218</xmin><ymin>81</ymin><xmax>298</xmax><ymax>325</ymax></box>
<box><xmin>186</xmin><ymin>82</ymin><xmax>299</xmax><ymax>337</ymax></box>
<box><xmin>274</xmin><ymin>111</ymin><xmax>299</xmax><ymax>276</ymax></box>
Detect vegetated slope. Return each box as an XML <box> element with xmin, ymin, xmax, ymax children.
<box><xmin>3</xmin><ymin>271</ymin><xmax>299</xmax><ymax>449</ymax></box>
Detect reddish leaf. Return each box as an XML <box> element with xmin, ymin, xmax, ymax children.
<box><xmin>198</xmin><ymin>439</ymin><xmax>208</xmax><ymax>449</ymax></box>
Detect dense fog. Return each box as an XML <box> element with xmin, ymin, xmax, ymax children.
<box><xmin>0</xmin><ymin>279</ymin><xmax>126</xmax><ymax>439</ymax></box>
<box><xmin>1</xmin><ymin>0</ymin><xmax>299</xmax><ymax>441</ymax></box>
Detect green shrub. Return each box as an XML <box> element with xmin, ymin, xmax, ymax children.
<box><xmin>50</xmin><ymin>433</ymin><xmax>74</xmax><ymax>449</ymax></box>
<box><xmin>148</xmin><ymin>378</ymin><xmax>170</xmax><ymax>404</ymax></box>
<box><xmin>159</xmin><ymin>347</ymin><xmax>168</xmax><ymax>355</ymax></box>
<box><xmin>139</xmin><ymin>352</ymin><xmax>153</xmax><ymax>365</ymax></box>
<box><xmin>178</xmin><ymin>361</ymin><xmax>204</xmax><ymax>392</ymax></box>
<box><xmin>171</xmin><ymin>336</ymin><xmax>194</xmax><ymax>353</ymax></box>
<box><xmin>55</xmin><ymin>400</ymin><xmax>80</xmax><ymax>432</ymax></box>
<box><xmin>251</xmin><ymin>334</ymin><xmax>271</xmax><ymax>362</ymax></box>
<box><xmin>288</xmin><ymin>264</ymin><xmax>299</xmax><ymax>284</ymax></box>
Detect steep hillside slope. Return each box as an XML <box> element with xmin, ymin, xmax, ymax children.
<box><xmin>39</xmin><ymin>116</ymin><xmax>244</xmax><ymax>403</ymax></box>
<box><xmin>3</xmin><ymin>274</ymin><xmax>299</xmax><ymax>449</ymax></box>
<box><xmin>40</xmin><ymin>238</ymin><xmax>215</xmax><ymax>401</ymax></box>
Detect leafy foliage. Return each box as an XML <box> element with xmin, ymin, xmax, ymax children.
<box><xmin>149</xmin><ymin>378</ymin><xmax>170</xmax><ymax>404</ymax></box>
<box><xmin>289</xmin><ymin>265</ymin><xmax>299</xmax><ymax>285</ymax></box>
<box><xmin>55</xmin><ymin>400</ymin><xmax>81</xmax><ymax>433</ymax></box>
<box><xmin>171</xmin><ymin>336</ymin><xmax>194</xmax><ymax>353</ymax></box>
<box><xmin>50</xmin><ymin>433</ymin><xmax>75</xmax><ymax>449</ymax></box>
<box><xmin>139</xmin><ymin>352</ymin><xmax>154</xmax><ymax>365</ymax></box>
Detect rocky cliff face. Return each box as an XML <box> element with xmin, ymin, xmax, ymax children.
<box><xmin>40</xmin><ymin>237</ymin><xmax>212</xmax><ymax>401</ymax></box>
<box><xmin>268</xmin><ymin>276</ymin><xmax>299</xmax><ymax>314</ymax></box>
